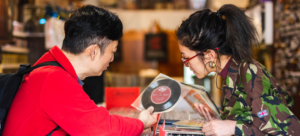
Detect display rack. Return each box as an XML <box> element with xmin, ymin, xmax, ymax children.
<box><xmin>12</xmin><ymin>31</ymin><xmax>47</xmax><ymax>65</ymax></box>
<box><xmin>0</xmin><ymin>45</ymin><xmax>29</xmax><ymax>73</ymax></box>
<box><xmin>274</xmin><ymin>0</ymin><xmax>300</xmax><ymax>117</ymax></box>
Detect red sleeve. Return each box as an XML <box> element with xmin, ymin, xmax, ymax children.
<box><xmin>40</xmin><ymin>71</ymin><xmax>144</xmax><ymax>136</ymax></box>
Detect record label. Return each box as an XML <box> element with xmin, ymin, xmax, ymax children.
<box><xmin>150</xmin><ymin>86</ymin><xmax>171</xmax><ymax>104</ymax></box>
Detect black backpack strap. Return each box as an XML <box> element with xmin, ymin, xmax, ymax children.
<box><xmin>46</xmin><ymin>126</ymin><xmax>60</xmax><ymax>136</ymax></box>
<box><xmin>17</xmin><ymin>61</ymin><xmax>62</xmax><ymax>75</ymax></box>
<box><xmin>18</xmin><ymin>64</ymin><xmax>31</xmax><ymax>73</ymax></box>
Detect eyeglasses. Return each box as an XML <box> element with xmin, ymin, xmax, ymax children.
<box><xmin>182</xmin><ymin>47</ymin><xmax>219</xmax><ymax>66</ymax></box>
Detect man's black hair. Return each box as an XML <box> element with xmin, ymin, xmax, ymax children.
<box><xmin>62</xmin><ymin>5</ymin><xmax>123</xmax><ymax>54</ymax></box>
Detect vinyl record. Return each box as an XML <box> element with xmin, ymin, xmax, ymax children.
<box><xmin>142</xmin><ymin>79</ymin><xmax>181</xmax><ymax>112</ymax></box>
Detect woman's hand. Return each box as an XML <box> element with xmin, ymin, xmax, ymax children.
<box><xmin>202</xmin><ymin>119</ymin><xmax>236</xmax><ymax>136</ymax></box>
<box><xmin>194</xmin><ymin>103</ymin><xmax>216</xmax><ymax>121</ymax></box>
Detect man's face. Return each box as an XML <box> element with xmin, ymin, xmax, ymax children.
<box><xmin>94</xmin><ymin>40</ymin><xmax>118</xmax><ymax>76</ymax></box>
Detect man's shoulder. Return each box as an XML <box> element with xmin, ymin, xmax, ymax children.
<box><xmin>29</xmin><ymin>65</ymin><xmax>76</xmax><ymax>83</ymax></box>
<box><xmin>32</xmin><ymin>65</ymin><xmax>82</xmax><ymax>96</ymax></box>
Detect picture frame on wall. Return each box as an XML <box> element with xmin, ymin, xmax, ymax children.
<box><xmin>144</xmin><ymin>33</ymin><xmax>168</xmax><ymax>61</ymax></box>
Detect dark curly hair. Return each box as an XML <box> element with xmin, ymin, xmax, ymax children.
<box><xmin>62</xmin><ymin>5</ymin><xmax>123</xmax><ymax>54</ymax></box>
<box><xmin>176</xmin><ymin>4</ymin><xmax>259</xmax><ymax>63</ymax></box>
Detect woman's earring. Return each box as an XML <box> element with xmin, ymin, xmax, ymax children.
<box><xmin>209</xmin><ymin>62</ymin><xmax>216</xmax><ymax>68</ymax></box>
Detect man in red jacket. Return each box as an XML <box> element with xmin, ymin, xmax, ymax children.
<box><xmin>3</xmin><ymin>5</ymin><xmax>157</xmax><ymax>136</ymax></box>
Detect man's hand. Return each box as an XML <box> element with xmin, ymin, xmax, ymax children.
<box><xmin>138</xmin><ymin>106</ymin><xmax>158</xmax><ymax>129</ymax></box>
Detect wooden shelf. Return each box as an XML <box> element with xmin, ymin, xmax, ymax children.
<box><xmin>1</xmin><ymin>46</ymin><xmax>29</xmax><ymax>54</ymax></box>
<box><xmin>0</xmin><ymin>63</ymin><xmax>22</xmax><ymax>69</ymax></box>
<box><xmin>289</xmin><ymin>71</ymin><xmax>300</xmax><ymax>77</ymax></box>
<box><xmin>13</xmin><ymin>31</ymin><xmax>44</xmax><ymax>38</ymax></box>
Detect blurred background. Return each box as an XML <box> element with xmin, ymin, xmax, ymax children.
<box><xmin>1</xmin><ymin>0</ymin><xmax>300</xmax><ymax>120</ymax></box>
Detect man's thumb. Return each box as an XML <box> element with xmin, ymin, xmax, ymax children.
<box><xmin>147</xmin><ymin>106</ymin><xmax>154</xmax><ymax>113</ymax></box>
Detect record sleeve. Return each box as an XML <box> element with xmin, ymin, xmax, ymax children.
<box><xmin>131</xmin><ymin>73</ymin><xmax>190</xmax><ymax>113</ymax></box>
<box><xmin>141</xmin><ymin>79</ymin><xmax>181</xmax><ymax>112</ymax></box>
<box><xmin>131</xmin><ymin>73</ymin><xmax>221</xmax><ymax>119</ymax></box>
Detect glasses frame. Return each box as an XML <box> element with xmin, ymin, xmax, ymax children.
<box><xmin>182</xmin><ymin>47</ymin><xmax>219</xmax><ymax>66</ymax></box>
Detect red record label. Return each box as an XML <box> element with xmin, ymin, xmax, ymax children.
<box><xmin>151</xmin><ymin>86</ymin><xmax>172</xmax><ymax>104</ymax></box>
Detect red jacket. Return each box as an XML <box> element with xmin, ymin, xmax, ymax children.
<box><xmin>3</xmin><ymin>46</ymin><xmax>144</xmax><ymax>136</ymax></box>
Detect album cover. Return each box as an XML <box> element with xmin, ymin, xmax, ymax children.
<box><xmin>181</xmin><ymin>82</ymin><xmax>221</xmax><ymax>119</ymax></box>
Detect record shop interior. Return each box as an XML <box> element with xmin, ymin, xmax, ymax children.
<box><xmin>1</xmin><ymin>0</ymin><xmax>300</xmax><ymax>135</ymax></box>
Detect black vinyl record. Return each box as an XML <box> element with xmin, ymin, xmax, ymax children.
<box><xmin>142</xmin><ymin>79</ymin><xmax>181</xmax><ymax>112</ymax></box>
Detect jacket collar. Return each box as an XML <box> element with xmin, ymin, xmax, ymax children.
<box><xmin>222</xmin><ymin>58</ymin><xmax>240</xmax><ymax>101</ymax></box>
<box><xmin>34</xmin><ymin>46</ymin><xmax>78</xmax><ymax>80</ymax></box>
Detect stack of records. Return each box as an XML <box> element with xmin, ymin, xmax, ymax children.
<box><xmin>159</xmin><ymin>119</ymin><xmax>204</xmax><ymax>135</ymax></box>
<box><xmin>173</xmin><ymin>120</ymin><xmax>205</xmax><ymax>130</ymax></box>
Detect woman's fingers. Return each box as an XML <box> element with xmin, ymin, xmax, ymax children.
<box><xmin>199</xmin><ymin>104</ymin><xmax>209</xmax><ymax>121</ymax></box>
<box><xmin>194</xmin><ymin>104</ymin><xmax>203</xmax><ymax>116</ymax></box>
<box><xmin>194</xmin><ymin>104</ymin><xmax>213</xmax><ymax>121</ymax></box>
<box><xmin>202</xmin><ymin>122</ymin><xmax>215</xmax><ymax>136</ymax></box>
<box><xmin>205</xmin><ymin>108</ymin><xmax>212</xmax><ymax>121</ymax></box>
<box><xmin>202</xmin><ymin>122</ymin><xmax>210</xmax><ymax>130</ymax></box>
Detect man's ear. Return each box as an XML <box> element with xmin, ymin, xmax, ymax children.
<box><xmin>85</xmin><ymin>44</ymin><xmax>98</xmax><ymax>61</ymax></box>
